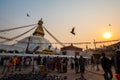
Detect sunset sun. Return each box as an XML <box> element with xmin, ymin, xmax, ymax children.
<box><xmin>103</xmin><ymin>32</ymin><xmax>112</xmax><ymax>39</ymax></box>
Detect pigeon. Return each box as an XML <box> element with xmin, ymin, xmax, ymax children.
<box><xmin>27</xmin><ymin>13</ymin><xmax>30</xmax><ymax>17</ymax></box>
<box><xmin>109</xmin><ymin>24</ymin><xmax>111</xmax><ymax>26</ymax></box>
<box><xmin>70</xmin><ymin>27</ymin><xmax>75</xmax><ymax>35</ymax></box>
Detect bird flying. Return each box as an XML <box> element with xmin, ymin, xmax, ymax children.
<box><xmin>70</xmin><ymin>27</ymin><xmax>75</xmax><ymax>35</ymax></box>
<box><xmin>109</xmin><ymin>24</ymin><xmax>111</xmax><ymax>26</ymax></box>
<box><xmin>27</xmin><ymin>13</ymin><xmax>30</xmax><ymax>17</ymax></box>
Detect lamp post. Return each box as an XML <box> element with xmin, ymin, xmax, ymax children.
<box><xmin>93</xmin><ymin>39</ymin><xmax>97</xmax><ymax>50</ymax></box>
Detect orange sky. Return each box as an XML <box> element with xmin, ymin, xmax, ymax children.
<box><xmin>0</xmin><ymin>0</ymin><xmax>120</xmax><ymax>50</ymax></box>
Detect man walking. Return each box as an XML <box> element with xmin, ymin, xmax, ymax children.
<box><xmin>79</xmin><ymin>56</ymin><xmax>86</xmax><ymax>80</ymax></box>
<box><xmin>111</xmin><ymin>50</ymin><xmax>120</xmax><ymax>80</ymax></box>
<box><xmin>101</xmin><ymin>53</ymin><xmax>113</xmax><ymax>80</ymax></box>
<box><xmin>74</xmin><ymin>56</ymin><xmax>79</xmax><ymax>73</ymax></box>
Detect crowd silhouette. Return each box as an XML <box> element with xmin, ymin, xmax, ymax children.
<box><xmin>0</xmin><ymin>51</ymin><xmax>120</xmax><ymax>80</ymax></box>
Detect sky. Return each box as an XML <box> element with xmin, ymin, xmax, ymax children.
<box><xmin>0</xmin><ymin>0</ymin><xmax>120</xmax><ymax>50</ymax></box>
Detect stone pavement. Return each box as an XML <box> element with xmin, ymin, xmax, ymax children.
<box><xmin>0</xmin><ymin>66</ymin><xmax>117</xmax><ymax>80</ymax></box>
<box><xmin>48</xmin><ymin>68</ymin><xmax>117</xmax><ymax>80</ymax></box>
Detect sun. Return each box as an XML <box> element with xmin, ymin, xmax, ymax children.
<box><xmin>103</xmin><ymin>31</ymin><xmax>112</xmax><ymax>39</ymax></box>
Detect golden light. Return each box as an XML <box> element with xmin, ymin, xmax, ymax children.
<box><xmin>103</xmin><ymin>31</ymin><xmax>112</xmax><ymax>39</ymax></box>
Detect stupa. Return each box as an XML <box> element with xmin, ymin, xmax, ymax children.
<box><xmin>0</xmin><ymin>19</ymin><xmax>54</xmax><ymax>53</ymax></box>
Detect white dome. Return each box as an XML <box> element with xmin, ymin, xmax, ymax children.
<box><xmin>14</xmin><ymin>35</ymin><xmax>52</xmax><ymax>52</ymax></box>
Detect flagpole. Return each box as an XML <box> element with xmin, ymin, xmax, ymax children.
<box><xmin>93</xmin><ymin>39</ymin><xmax>96</xmax><ymax>50</ymax></box>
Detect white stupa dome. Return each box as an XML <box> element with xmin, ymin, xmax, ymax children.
<box><xmin>14</xmin><ymin>35</ymin><xmax>52</xmax><ymax>52</ymax></box>
<box><xmin>0</xmin><ymin>18</ymin><xmax>55</xmax><ymax>53</ymax></box>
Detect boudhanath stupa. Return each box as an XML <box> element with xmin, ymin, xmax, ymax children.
<box><xmin>0</xmin><ymin>19</ymin><xmax>55</xmax><ymax>54</ymax></box>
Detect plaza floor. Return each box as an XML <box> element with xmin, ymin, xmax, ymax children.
<box><xmin>0</xmin><ymin>65</ymin><xmax>117</xmax><ymax>80</ymax></box>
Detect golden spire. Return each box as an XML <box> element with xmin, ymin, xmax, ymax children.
<box><xmin>33</xmin><ymin>18</ymin><xmax>45</xmax><ymax>37</ymax></box>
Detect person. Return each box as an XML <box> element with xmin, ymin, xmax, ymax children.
<box><xmin>15</xmin><ymin>57</ymin><xmax>22</xmax><ymax>71</ymax></box>
<box><xmin>70</xmin><ymin>57</ymin><xmax>74</xmax><ymax>69</ymax></box>
<box><xmin>37</xmin><ymin>55</ymin><xmax>41</xmax><ymax>66</ymax></box>
<box><xmin>11</xmin><ymin>56</ymin><xmax>17</xmax><ymax>72</ymax></box>
<box><xmin>2</xmin><ymin>57</ymin><xmax>9</xmax><ymax>75</ymax></box>
<box><xmin>62</xmin><ymin>57</ymin><xmax>68</xmax><ymax>73</ymax></box>
<box><xmin>96</xmin><ymin>58</ymin><xmax>100</xmax><ymax>71</ymax></box>
<box><xmin>111</xmin><ymin>50</ymin><xmax>120</xmax><ymax>80</ymax></box>
<box><xmin>79</xmin><ymin>56</ymin><xmax>86</xmax><ymax>80</ymax></box>
<box><xmin>101</xmin><ymin>53</ymin><xmax>113</xmax><ymax>80</ymax></box>
<box><xmin>74</xmin><ymin>56</ymin><xmax>79</xmax><ymax>73</ymax></box>
<box><xmin>91</xmin><ymin>56</ymin><xmax>95</xmax><ymax>70</ymax></box>
<box><xmin>7</xmin><ymin>58</ymin><xmax>13</xmax><ymax>73</ymax></box>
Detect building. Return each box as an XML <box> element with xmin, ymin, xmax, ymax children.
<box><xmin>91</xmin><ymin>41</ymin><xmax>120</xmax><ymax>57</ymax></box>
<box><xmin>60</xmin><ymin>44</ymin><xmax>83</xmax><ymax>56</ymax></box>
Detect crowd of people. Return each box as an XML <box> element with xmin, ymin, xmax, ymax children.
<box><xmin>0</xmin><ymin>50</ymin><xmax>120</xmax><ymax>80</ymax></box>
